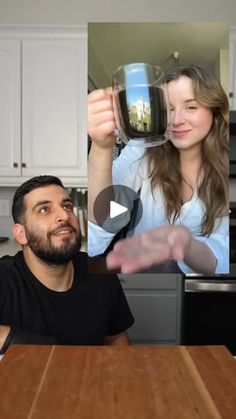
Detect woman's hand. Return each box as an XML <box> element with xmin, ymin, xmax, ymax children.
<box><xmin>106</xmin><ymin>225</ymin><xmax>192</xmax><ymax>273</ymax></box>
<box><xmin>88</xmin><ymin>88</ymin><xmax>117</xmax><ymax>149</ymax></box>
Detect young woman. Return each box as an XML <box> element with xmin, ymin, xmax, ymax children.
<box><xmin>88</xmin><ymin>65</ymin><xmax>229</xmax><ymax>274</ymax></box>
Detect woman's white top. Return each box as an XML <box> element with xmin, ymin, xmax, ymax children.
<box><xmin>88</xmin><ymin>141</ymin><xmax>229</xmax><ymax>274</ymax></box>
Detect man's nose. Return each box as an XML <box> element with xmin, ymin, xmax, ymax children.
<box><xmin>55</xmin><ymin>207</ymin><xmax>70</xmax><ymax>222</ymax></box>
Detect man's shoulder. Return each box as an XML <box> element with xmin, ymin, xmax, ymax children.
<box><xmin>0</xmin><ymin>252</ymin><xmax>24</xmax><ymax>292</ymax></box>
<box><xmin>0</xmin><ymin>251</ymin><xmax>23</xmax><ymax>271</ymax></box>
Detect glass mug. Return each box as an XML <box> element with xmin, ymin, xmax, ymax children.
<box><xmin>112</xmin><ymin>62</ymin><xmax>170</xmax><ymax>147</ymax></box>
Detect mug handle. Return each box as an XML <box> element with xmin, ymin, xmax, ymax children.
<box><xmin>112</xmin><ymin>90</ymin><xmax>129</xmax><ymax>145</ymax></box>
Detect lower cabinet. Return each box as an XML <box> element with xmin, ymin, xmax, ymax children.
<box><xmin>119</xmin><ymin>274</ymin><xmax>183</xmax><ymax>345</ymax></box>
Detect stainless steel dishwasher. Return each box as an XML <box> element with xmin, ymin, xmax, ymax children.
<box><xmin>182</xmin><ymin>274</ymin><xmax>236</xmax><ymax>355</ymax></box>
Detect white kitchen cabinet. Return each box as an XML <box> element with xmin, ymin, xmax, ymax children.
<box><xmin>0</xmin><ymin>27</ymin><xmax>87</xmax><ymax>187</ymax></box>
<box><xmin>119</xmin><ymin>274</ymin><xmax>183</xmax><ymax>345</ymax></box>
<box><xmin>230</xmin><ymin>27</ymin><xmax>236</xmax><ymax>110</ymax></box>
<box><xmin>0</xmin><ymin>40</ymin><xmax>21</xmax><ymax>177</ymax></box>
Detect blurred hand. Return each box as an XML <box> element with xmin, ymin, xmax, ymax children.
<box><xmin>88</xmin><ymin>88</ymin><xmax>117</xmax><ymax>149</ymax></box>
<box><xmin>106</xmin><ymin>225</ymin><xmax>192</xmax><ymax>273</ymax></box>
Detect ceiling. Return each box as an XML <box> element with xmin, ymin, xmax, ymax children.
<box><xmin>88</xmin><ymin>22</ymin><xmax>229</xmax><ymax>88</ymax></box>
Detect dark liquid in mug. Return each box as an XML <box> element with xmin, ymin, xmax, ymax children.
<box><xmin>117</xmin><ymin>86</ymin><xmax>167</xmax><ymax>138</ymax></box>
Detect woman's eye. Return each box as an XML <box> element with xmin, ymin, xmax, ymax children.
<box><xmin>187</xmin><ymin>106</ymin><xmax>197</xmax><ymax>110</ymax></box>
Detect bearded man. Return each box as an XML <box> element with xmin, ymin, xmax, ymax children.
<box><xmin>0</xmin><ymin>176</ymin><xmax>134</xmax><ymax>354</ymax></box>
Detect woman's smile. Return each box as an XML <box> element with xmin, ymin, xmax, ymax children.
<box><xmin>171</xmin><ymin>129</ymin><xmax>192</xmax><ymax>139</ymax></box>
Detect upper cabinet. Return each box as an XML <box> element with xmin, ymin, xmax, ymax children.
<box><xmin>0</xmin><ymin>27</ymin><xmax>87</xmax><ymax>187</ymax></box>
<box><xmin>0</xmin><ymin>40</ymin><xmax>21</xmax><ymax>177</ymax></box>
<box><xmin>230</xmin><ymin>27</ymin><xmax>236</xmax><ymax>110</ymax></box>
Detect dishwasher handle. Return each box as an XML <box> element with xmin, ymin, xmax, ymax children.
<box><xmin>185</xmin><ymin>279</ymin><xmax>236</xmax><ymax>292</ymax></box>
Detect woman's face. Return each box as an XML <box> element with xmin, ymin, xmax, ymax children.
<box><xmin>167</xmin><ymin>75</ymin><xmax>213</xmax><ymax>152</ymax></box>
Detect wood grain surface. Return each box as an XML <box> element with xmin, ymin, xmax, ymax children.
<box><xmin>0</xmin><ymin>345</ymin><xmax>236</xmax><ymax>418</ymax></box>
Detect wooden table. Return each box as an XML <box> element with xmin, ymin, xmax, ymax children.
<box><xmin>0</xmin><ymin>345</ymin><xmax>236</xmax><ymax>418</ymax></box>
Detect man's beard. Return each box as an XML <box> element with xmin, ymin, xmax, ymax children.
<box><xmin>25</xmin><ymin>224</ymin><xmax>81</xmax><ymax>266</ymax></box>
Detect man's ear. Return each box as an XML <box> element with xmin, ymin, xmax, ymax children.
<box><xmin>12</xmin><ymin>224</ymin><xmax>28</xmax><ymax>246</ymax></box>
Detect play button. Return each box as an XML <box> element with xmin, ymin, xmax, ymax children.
<box><xmin>93</xmin><ymin>185</ymin><xmax>143</xmax><ymax>234</ymax></box>
<box><xmin>110</xmin><ymin>201</ymin><xmax>128</xmax><ymax>219</ymax></box>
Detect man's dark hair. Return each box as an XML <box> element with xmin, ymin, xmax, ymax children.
<box><xmin>12</xmin><ymin>175</ymin><xmax>64</xmax><ymax>224</ymax></box>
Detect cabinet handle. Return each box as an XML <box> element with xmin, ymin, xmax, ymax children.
<box><xmin>21</xmin><ymin>163</ymin><xmax>27</xmax><ymax>168</ymax></box>
<box><xmin>13</xmin><ymin>162</ymin><xmax>19</xmax><ymax>168</ymax></box>
<box><xmin>229</xmin><ymin>92</ymin><xmax>234</xmax><ymax>98</ymax></box>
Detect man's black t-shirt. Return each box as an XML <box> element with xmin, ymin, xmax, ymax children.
<box><xmin>0</xmin><ymin>251</ymin><xmax>134</xmax><ymax>344</ymax></box>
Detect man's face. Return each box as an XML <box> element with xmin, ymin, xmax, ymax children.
<box><xmin>22</xmin><ymin>184</ymin><xmax>81</xmax><ymax>265</ymax></box>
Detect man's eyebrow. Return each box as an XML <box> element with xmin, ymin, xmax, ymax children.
<box><xmin>32</xmin><ymin>197</ymin><xmax>73</xmax><ymax>211</ymax></box>
<box><xmin>62</xmin><ymin>196</ymin><xmax>73</xmax><ymax>202</ymax></box>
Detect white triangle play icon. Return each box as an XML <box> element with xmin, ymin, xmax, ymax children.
<box><xmin>110</xmin><ymin>200</ymin><xmax>128</xmax><ymax>219</ymax></box>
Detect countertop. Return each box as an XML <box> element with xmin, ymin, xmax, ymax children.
<box><xmin>0</xmin><ymin>345</ymin><xmax>236</xmax><ymax>418</ymax></box>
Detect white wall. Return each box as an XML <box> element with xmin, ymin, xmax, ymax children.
<box><xmin>0</xmin><ymin>0</ymin><xmax>235</xmax><ymax>24</ymax></box>
<box><xmin>215</xmin><ymin>49</ymin><xmax>229</xmax><ymax>94</ymax></box>
<box><xmin>88</xmin><ymin>40</ymin><xmax>109</xmax><ymax>88</ymax></box>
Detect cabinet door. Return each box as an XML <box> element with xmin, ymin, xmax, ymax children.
<box><xmin>230</xmin><ymin>28</ymin><xmax>236</xmax><ymax>110</ymax></box>
<box><xmin>22</xmin><ymin>38</ymin><xmax>87</xmax><ymax>180</ymax></box>
<box><xmin>120</xmin><ymin>274</ymin><xmax>183</xmax><ymax>344</ymax></box>
<box><xmin>125</xmin><ymin>291</ymin><xmax>179</xmax><ymax>344</ymax></box>
<box><xmin>0</xmin><ymin>41</ymin><xmax>21</xmax><ymax>176</ymax></box>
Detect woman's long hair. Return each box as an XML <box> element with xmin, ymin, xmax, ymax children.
<box><xmin>146</xmin><ymin>64</ymin><xmax>229</xmax><ymax>236</ymax></box>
